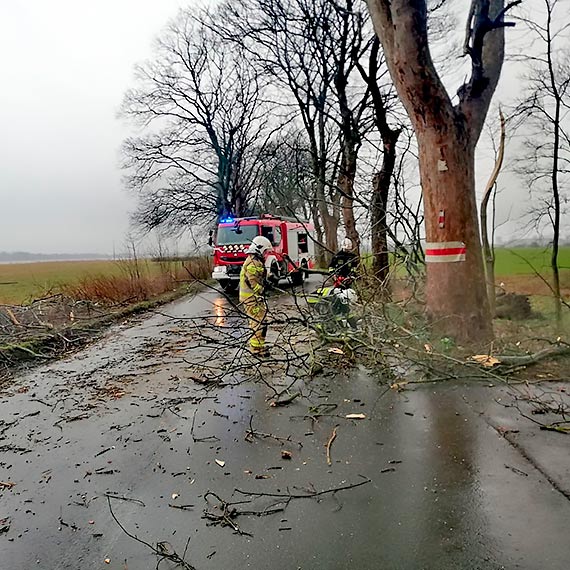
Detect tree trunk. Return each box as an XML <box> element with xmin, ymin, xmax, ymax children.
<box><xmin>317</xmin><ymin>176</ymin><xmax>339</xmax><ymax>264</ymax></box>
<box><xmin>418</xmin><ymin>127</ymin><xmax>492</xmax><ymax>341</ymax></box>
<box><xmin>548</xmin><ymin>7</ymin><xmax>562</xmax><ymax>325</ymax></box>
<box><xmin>365</xmin><ymin>0</ymin><xmax>514</xmax><ymax>342</ymax></box>
<box><xmin>311</xmin><ymin>201</ymin><xmax>326</xmax><ymax>267</ymax></box>
<box><xmin>371</xmin><ymin>133</ymin><xmax>398</xmax><ymax>282</ymax></box>
<box><xmin>480</xmin><ymin>109</ymin><xmax>506</xmax><ymax>317</ymax></box>
<box><xmin>338</xmin><ymin>149</ymin><xmax>360</xmax><ymax>254</ymax></box>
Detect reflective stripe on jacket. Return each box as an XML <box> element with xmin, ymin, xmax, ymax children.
<box><xmin>239</xmin><ymin>255</ymin><xmax>266</xmax><ymax>302</ymax></box>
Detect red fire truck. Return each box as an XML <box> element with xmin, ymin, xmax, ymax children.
<box><xmin>211</xmin><ymin>214</ymin><xmax>315</xmax><ymax>292</ymax></box>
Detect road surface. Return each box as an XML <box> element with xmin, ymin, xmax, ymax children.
<box><xmin>1</xmin><ymin>282</ymin><xmax>570</xmax><ymax>569</ymax></box>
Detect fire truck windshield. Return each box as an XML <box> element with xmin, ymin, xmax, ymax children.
<box><xmin>216</xmin><ymin>225</ymin><xmax>259</xmax><ymax>245</ymax></box>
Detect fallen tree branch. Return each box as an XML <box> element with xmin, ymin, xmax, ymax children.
<box><xmin>495</xmin><ymin>346</ymin><xmax>570</xmax><ymax>367</ymax></box>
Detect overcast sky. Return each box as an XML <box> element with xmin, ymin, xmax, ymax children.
<box><xmin>0</xmin><ymin>0</ymin><xmax>559</xmax><ymax>254</ymax></box>
<box><xmin>0</xmin><ymin>0</ymin><xmax>187</xmax><ymax>254</ymax></box>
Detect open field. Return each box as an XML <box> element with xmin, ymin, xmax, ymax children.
<box><xmin>1</xmin><ymin>248</ymin><xmax>569</xmax><ymax>305</ymax></box>
<box><xmin>493</xmin><ymin>247</ymin><xmax>570</xmax><ymax>276</ymax></box>
<box><xmin>0</xmin><ymin>258</ymin><xmax>211</xmax><ymax>305</ymax></box>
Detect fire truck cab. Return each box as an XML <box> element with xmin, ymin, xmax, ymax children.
<box><xmin>211</xmin><ymin>215</ymin><xmax>315</xmax><ymax>292</ymax></box>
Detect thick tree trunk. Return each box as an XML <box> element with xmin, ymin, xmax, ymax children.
<box><xmin>321</xmin><ymin>209</ymin><xmax>339</xmax><ymax>264</ymax></box>
<box><xmin>365</xmin><ymin>0</ymin><xmax>513</xmax><ymax>342</ymax></box>
<box><xmin>418</xmin><ymin>127</ymin><xmax>492</xmax><ymax>341</ymax></box>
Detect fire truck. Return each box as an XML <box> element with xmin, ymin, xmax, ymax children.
<box><xmin>211</xmin><ymin>214</ymin><xmax>315</xmax><ymax>292</ymax></box>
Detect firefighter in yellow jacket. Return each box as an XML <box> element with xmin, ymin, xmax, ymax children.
<box><xmin>239</xmin><ymin>236</ymin><xmax>272</xmax><ymax>357</ymax></box>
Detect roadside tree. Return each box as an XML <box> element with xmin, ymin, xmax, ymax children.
<box><xmin>513</xmin><ymin>0</ymin><xmax>570</xmax><ymax>324</ymax></box>
<box><xmin>366</xmin><ymin>0</ymin><xmax>521</xmax><ymax>341</ymax></box>
<box><xmin>121</xmin><ymin>10</ymin><xmax>273</xmax><ymax>233</ymax></box>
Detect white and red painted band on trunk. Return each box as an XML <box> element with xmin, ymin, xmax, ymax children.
<box><xmin>425</xmin><ymin>241</ymin><xmax>466</xmax><ymax>263</ymax></box>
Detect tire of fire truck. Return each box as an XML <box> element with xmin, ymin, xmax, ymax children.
<box><xmin>220</xmin><ymin>280</ymin><xmax>238</xmax><ymax>293</ymax></box>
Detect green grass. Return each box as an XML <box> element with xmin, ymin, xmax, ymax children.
<box><xmin>372</xmin><ymin>246</ymin><xmax>570</xmax><ymax>280</ymax></box>
<box><xmin>493</xmin><ymin>247</ymin><xmax>570</xmax><ymax>277</ymax></box>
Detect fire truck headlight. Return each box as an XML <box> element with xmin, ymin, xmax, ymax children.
<box><xmin>213</xmin><ymin>265</ymin><xmax>227</xmax><ymax>274</ymax></box>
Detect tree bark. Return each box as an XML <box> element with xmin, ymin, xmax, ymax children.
<box><xmin>480</xmin><ymin>109</ymin><xmax>506</xmax><ymax>317</ymax></box>
<box><xmin>339</xmin><ymin>148</ymin><xmax>360</xmax><ymax>254</ymax></box>
<box><xmin>371</xmin><ymin>132</ymin><xmax>398</xmax><ymax>282</ymax></box>
<box><xmin>417</xmin><ymin>124</ymin><xmax>491</xmax><ymax>341</ymax></box>
<box><xmin>366</xmin><ymin>0</ymin><xmax>513</xmax><ymax>342</ymax></box>
<box><xmin>357</xmin><ymin>36</ymin><xmax>402</xmax><ymax>283</ymax></box>
<box><xmin>545</xmin><ymin>2</ymin><xmax>562</xmax><ymax>325</ymax></box>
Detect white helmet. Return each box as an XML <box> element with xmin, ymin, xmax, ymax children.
<box><xmin>342</xmin><ymin>237</ymin><xmax>353</xmax><ymax>251</ymax></box>
<box><xmin>247</xmin><ymin>235</ymin><xmax>272</xmax><ymax>256</ymax></box>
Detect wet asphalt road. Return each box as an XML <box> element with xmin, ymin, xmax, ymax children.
<box><xmin>1</xmin><ymin>282</ymin><xmax>570</xmax><ymax>570</ymax></box>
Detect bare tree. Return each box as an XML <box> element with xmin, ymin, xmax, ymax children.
<box><xmin>253</xmin><ymin>134</ymin><xmax>313</xmax><ymax>219</ymax></box>
<box><xmin>121</xmin><ymin>10</ymin><xmax>274</xmax><ymax>233</ymax></box>
<box><xmin>331</xmin><ymin>0</ymin><xmax>370</xmax><ymax>254</ymax></box>
<box><xmin>355</xmin><ymin>36</ymin><xmax>403</xmax><ymax>281</ymax></box>
<box><xmin>481</xmin><ymin>109</ymin><xmax>506</xmax><ymax>316</ymax></box>
<box><xmin>513</xmin><ymin>0</ymin><xmax>570</xmax><ymax>324</ymax></box>
<box><xmin>366</xmin><ymin>0</ymin><xmax>521</xmax><ymax>341</ymax></box>
<box><xmin>214</xmin><ymin>0</ymin><xmax>366</xmax><ymax>260</ymax></box>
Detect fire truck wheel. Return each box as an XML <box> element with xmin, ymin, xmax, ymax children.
<box><xmin>220</xmin><ymin>280</ymin><xmax>238</xmax><ymax>293</ymax></box>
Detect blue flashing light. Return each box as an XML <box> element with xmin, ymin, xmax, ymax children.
<box><xmin>220</xmin><ymin>216</ymin><xmax>235</xmax><ymax>223</ymax></box>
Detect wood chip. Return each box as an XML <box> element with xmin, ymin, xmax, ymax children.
<box><xmin>345</xmin><ymin>413</ymin><xmax>366</xmax><ymax>420</ymax></box>
<box><xmin>470</xmin><ymin>354</ymin><xmax>501</xmax><ymax>367</ymax></box>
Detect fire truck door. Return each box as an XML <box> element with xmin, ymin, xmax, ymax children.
<box><xmin>287</xmin><ymin>230</ymin><xmax>300</xmax><ymax>263</ymax></box>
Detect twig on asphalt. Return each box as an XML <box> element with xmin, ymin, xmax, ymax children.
<box><xmin>325</xmin><ymin>426</ymin><xmax>339</xmax><ymax>466</ymax></box>
<box><xmin>107</xmin><ymin>496</ymin><xmax>196</xmax><ymax>570</ymax></box>
<box><xmin>168</xmin><ymin>504</ymin><xmax>195</xmax><ymax>511</ymax></box>
<box><xmin>235</xmin><ymin>475</ymin><xmax>372</xmax><ymax>500</ymax></box>
<box><xmin>190</xmin><ymin>409</ymin><xmax>219</xmax><ymax>443</ymax></box>
<box><xmin>245</xmin><ymin>415</ymin><xmax>303</xmax><ymax>448</ymax></box>
<box><xmin>103</xmin><ymin>492</ymin><xmax>146</xmax><ymax>507</ymax></box>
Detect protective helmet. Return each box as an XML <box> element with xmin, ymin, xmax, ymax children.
<box><xmin>247</xmin><ymin>235</ymin><xmax>272</xmax><ymax>256</ymax></box>
<box><xmin>342</xmin><ymin>237</ymin><xmax>353</xmax><ymax>251</ymax></box>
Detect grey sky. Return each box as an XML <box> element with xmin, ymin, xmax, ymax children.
<box><xmin>0</xmin><ymin>0</ymin><xmax>560</xmax><ymax>254</ymax></box>
<box><xmin>0</xmin><ymin>0</ymin><xmax>185</xmax><ymax>254</ymax></box>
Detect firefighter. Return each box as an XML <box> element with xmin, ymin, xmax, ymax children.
<box><xmin>239</xmin><ymin>235</ymin><xmax>273</xmax><ymax>357</ymax></box>
<box><xmin>329</xmin><ymin>237</ymin><xmax>359</xmax><ymax>280</ymax></box>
